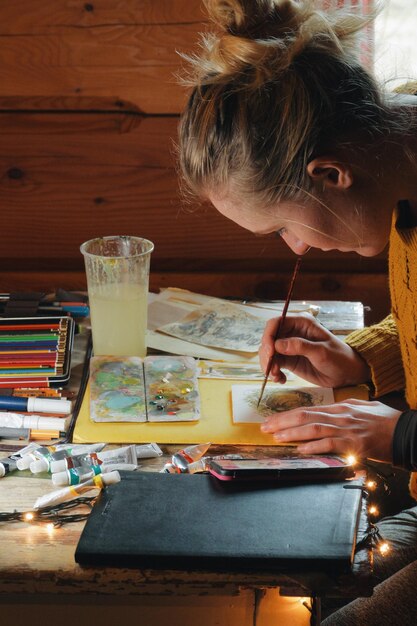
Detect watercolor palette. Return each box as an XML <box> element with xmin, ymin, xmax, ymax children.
<box><xmin>89</xmin><ymin>355</ymin><xmax>200</xmax><ymax>423</ymax></box>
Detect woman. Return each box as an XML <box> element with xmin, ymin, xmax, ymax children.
<box><xmin>178</xmin><ymin>1</ymin><xmax>417</xmax><ymax>623</ymax></box>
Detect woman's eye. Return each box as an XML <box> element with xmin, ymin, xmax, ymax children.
<box><xmin>276</xmin><ymin>228</ymin><xmax>287</xmax><ymax>238</ymax></box>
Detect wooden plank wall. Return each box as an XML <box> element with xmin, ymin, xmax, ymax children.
<box><xmin>0</xmin><ymin>0</ymin><xmax>389</xmax><ymax>324</ymax></box>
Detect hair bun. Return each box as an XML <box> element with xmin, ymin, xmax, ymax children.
<box><xmin>205</xmin><ymin>0</ymin><xmax>304</xmax><ymax>39</ymax></box>
<box><xmin>183</xmin><ymin>0</ymin><xmax>370</xmax><ymax>88</ymax></box>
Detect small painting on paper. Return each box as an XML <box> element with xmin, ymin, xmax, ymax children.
<box><xmin>198</xmin><ymin>360</ymin><xmax>296</xmax><ymax>381</ymax></box>
<box><xmin>232</xmin><ymin>384</ymin><xmax>335</xmax><ymax>423</ymax></box>
<box><xmin>158</xmin><ymin>299</ymin><xmax>265</xmax><ymax>352</ymax></box>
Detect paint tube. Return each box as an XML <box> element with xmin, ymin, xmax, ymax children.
<box><xmin>187</xmin><ymin>457</ymin><xmax>211</xmax><ymax>474</ymax></box>
<box><xmin>169</xmin><ymin>454</ymin><xmax>243</xmax><ymax>475</ymax></box>
<box><xmin>135</xmin><ymin>443</ymin><xmax>163</xmax><ymax>459</ymax></box>
<box><xmin>50</xmin><ymin>444</ymin><xmax>137</xmax><ymax>474</ymax></box>
<box><xmin>0</xmin><ymin>442</ymin><xmax>40</xmax><ymax>478</ymax></box>
<box><xmin>52</xmin><ymin>463</ymin><xmax>137</xmax><ymax>487</ymax></box>
<box><xmin>33</xmin><ymin>470</ymin><xmax>121</xmax><ymax>510</ymax></box>
<box><xmin>1</xmin><ymin>442</ymin><xmax>42</xmax><ymax>477</ymax></box>
<box><xmin>17</xmin><ymin>442</ymin><xmax>79</xmax><ymax>471</ymax></box>
<box><xmin>160</xmin><ymin>462</ymin><xmax>182</xmax><ymax>474</ymax></box>
<box><xmin>29</xmin><ymin>442</ymin><xmax>107</xmax><ymax>474</ymax></box>
<box><xmin>17</xmin><ymin>442</ymin><xmax>106</xmax><ymax>472</ymax></box>
<box><xmin>172</xmin><ymin>442</ymin><xmax>211</xmax><ymax>472</ymax></box>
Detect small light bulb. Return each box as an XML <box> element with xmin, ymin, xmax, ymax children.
<box><xmin>46</xmin><ymin>522</ymin><xmax>55</xmax><ymax>532</ymax></box>
<box><xmin>379</xmin><ymin>542</ymin><xmax>390</xmax><ymax>555</ymax></box>
<box><xmin>23</xmin><ymin>512</ymin><xmax>34</xmax><ymax>522</ymax></box>
<box><xmin>366</xmin><ymin>480</ymin><xmax>377</xmax><ymax>490</ymax></box>
<box><xmin>346</xmin><ymin>454</ymin><xmax>357</xmax><ymax>466</ymax></box>
<box><xmin>369</xmin><ymin>505</ymin><xmax>378</xmax><ymax>516</ymax></box>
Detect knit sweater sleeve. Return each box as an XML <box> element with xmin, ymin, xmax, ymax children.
<box><xmin>345</xmin><ymin>314</ymin><xmax>405</xmax><ymax>397</ymax></box>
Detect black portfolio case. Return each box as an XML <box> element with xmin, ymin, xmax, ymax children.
<box><xmin>75</xmin><ymin>471</ymin><xmax>365</xmax><ymax>574</ymax></box>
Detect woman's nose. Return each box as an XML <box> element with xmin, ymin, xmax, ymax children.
<box><xmin>281</xmin><ymin>232</ymin><xmax>311</xmax><ymax>255</ymax></box>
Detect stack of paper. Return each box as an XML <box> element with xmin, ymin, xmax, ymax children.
<box><xmin>146</xmin><ymin>288</ymin><xmax>363</xmax><ymax>361</ymax></box>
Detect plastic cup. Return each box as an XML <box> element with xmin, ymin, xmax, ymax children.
<box><xmin>80</xmin><ymin>236</ymin><xmax>154</xmax><ymax>357</ymax></box>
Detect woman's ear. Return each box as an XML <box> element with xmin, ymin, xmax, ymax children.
<box><xmin>307</xmin><ymin>157</ymin><xmax>353</xmax><ymax>190</ymax></box>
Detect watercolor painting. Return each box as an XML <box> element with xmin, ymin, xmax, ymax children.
<box><xmin>144</xmin><ymin>355</ymin><xmax>200</xmax><ymax>422</ymax></box>
<box><xmin>198</xmin><ymin>360</ymin><xmax>296</xmax><ymax>381</ymax></box>
<box><xmin>89</xmin><ymin>356</ymin><xmax>147</xmax><ymax>423</ymax></box>
<box><xmin>158</xmin><ymin>299</ymin><xmax>265</xmax><ymax>352</ymax></box>
<box><xmin>231</xmin><ymin>384</ymin><xmax>335</xmax><ymax>423</ymax></box>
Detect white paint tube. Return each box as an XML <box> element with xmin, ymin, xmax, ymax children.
<box><xmin>52</xmin><ymin>463</ymin><xmax>137</xmax><ymax>487</ymax></box>
<box><xmin>33</xmin><ymin>470</ymin><xmax>121</xmax><ymax>510</ymax></box>
<box><xmin>135</xmin><ymin>443</ymin><xmax>163</xmax><ymax>459</ymax></box>
<box><xmin>0</xmin><ymin>442</ymin><xmax>40</xmax><ymax>478</ymax></box>
<box><xmin>29</xmin><ymin>442</ymin><xmax>107</xmax><ymax>474</ymax></box>
<box><xmin>50</xmin><ymin>444</ymin><xmax>137</xmax><ymax>474</ymax></box>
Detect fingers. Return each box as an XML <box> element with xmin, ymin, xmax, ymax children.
<box><xmin>296</xmin><ymin>437</ymin><xmax>356</xmax><ymax>456</ymax></box>
<box><xmin>259</xmin><ymin>317</ymin><xmax>289</xmax><ymax>380</ymax></box>
<box><xmin>259</xmin><ymin>402</ymin><xmax>372</xmax><ymax>458</ymax></box>
<box><xmin>259</xmin><ymin>318</ymin><xmax>279</xmax><ymax>372</ymax></box>
<box><xmin>261</xmin><ymin>406</ymin><xmax>344</xmax><ymax>433</ymax></box>
<box><xmin>261</xmin><ymin>403</ymin><xmax>363</xmax><ymax>441</ymax></box>
<box><xmin>263</xmin><ymin>419</ymin><xmax>348</xmax><ymax>444</ymax></box>
<box><xmin>261</xmin><ymin>412</ymin><xmax>359</xmax><ymax>456</ymax></box>
<box><xmin>279</xmin><ymin>313</ymin><xmax>330</xmax><ymax>340</ymax></box>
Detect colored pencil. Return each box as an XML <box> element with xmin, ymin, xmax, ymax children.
<box><xmin>0</xmin><ymin>379</ymin><xmax>50</xmax><ymax>388</ymax></box>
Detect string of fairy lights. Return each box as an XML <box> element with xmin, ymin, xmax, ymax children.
<box><xmin>0</xmin><ymin>496</ymin><xmax>97</xmax><ymax>528</ymax></box>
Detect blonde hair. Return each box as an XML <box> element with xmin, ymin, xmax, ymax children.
<box><xmin>178</xmin><ymin>0</ymin><xmax>396</xmax><ymax>207</ymax></box>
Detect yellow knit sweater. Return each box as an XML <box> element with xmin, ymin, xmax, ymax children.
<box><xmin>346</xmin><ymin>203</ymin><xmax>417</xmax><ymax>498</ymax></box>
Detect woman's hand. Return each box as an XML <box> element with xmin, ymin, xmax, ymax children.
<box><xmin>259</xmin><ymin>313</ymin><xmax>370</xmax><ymax>388</ymax></box>
<box><xmin>260</xmin><ymin>399</ymin><xmax>402</xmax><ymax>462</ymax></box>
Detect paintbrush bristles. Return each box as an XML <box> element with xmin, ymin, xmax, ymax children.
<box><xmin>257</xmin><ymin>256</ymin><xmax>303</xmax><ymax>408</ymax></box>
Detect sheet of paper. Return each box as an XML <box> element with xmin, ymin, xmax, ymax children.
<box><xmin>198</xmin><ymin>360</ymin><xmax>296</xmax><ymax>381</ymax></box>
<box><xmin>158</xmin><ymin>299</ymin><xmax>266</xmax><ymax>352</ymax></box>
<box><xmin>231</xmin><ymin>384</ymin><xmax>335</xmax><ymax>423</ymax></box>
<box><xmin>150</xmin><ymin>289</ymin><xmax>364</xmax><ymax>334</ymax></box>
<box><xmin>146</xmin><ymin>329</ymin><xmax>259</xmax><ymax>362</ymax></box>
<box><xmin>147</xmin><ymin>300</ymin><xmax>192</xmax><ymax>331</ymax></box>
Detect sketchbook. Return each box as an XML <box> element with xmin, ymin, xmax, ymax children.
<box><xmin>75</xmin><ymin>471</ymin><xmax>366</xmax><ymax>574</ymax></box>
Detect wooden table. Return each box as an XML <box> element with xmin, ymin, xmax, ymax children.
<box><xmin>0</xmin><ymin>442</ymin><xmax>373</xmax><ymax>626</ymax></box>
<box><xmin>0</xmin><ymin>305</ymin><xmax>373</xmax><ymax>626</ymax></box>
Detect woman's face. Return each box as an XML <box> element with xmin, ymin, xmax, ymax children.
<box><xmin>208</xmin><ymin>189</ymin><xmax>392</xmax><ymax>257</ymax></box>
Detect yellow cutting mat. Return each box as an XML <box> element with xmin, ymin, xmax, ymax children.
<box><xmin>73</xmin><ymin>379</ymin><xmax>369</xmax><ymax>445</ymax></box>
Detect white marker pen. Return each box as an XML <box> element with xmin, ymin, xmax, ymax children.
<box><xmin>0</xmin><ymin>396</ymin><xmax>72</xmax><ymax>415</ymax></box>
<box><xmin>0</xmin><ymin>413</ymin><xmax>68</xmax><ymax>431</ymax></box>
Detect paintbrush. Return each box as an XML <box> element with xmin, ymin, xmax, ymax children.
<box><xmin>257</xmin><ymin>256</ymin><xmax>303</xmax><ymax>408</ymax></box>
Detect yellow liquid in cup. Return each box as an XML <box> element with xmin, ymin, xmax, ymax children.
<box><xmin>89</xmin><ymin>283</ymin><xmax>147</xmax><ymax>357</ymax></box>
